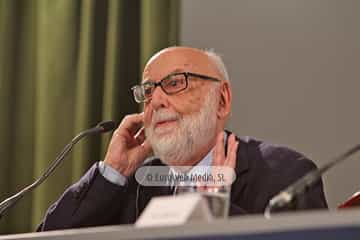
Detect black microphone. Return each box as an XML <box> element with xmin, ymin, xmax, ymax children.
<box><xmin>265</xmin><ymin>143</ymin><xmax>360</xmax><ymax>218</ymax></box>
<box><xmin>98</xmin><ymin>120</ymin><xmax>116</xmax><ymax>133</ymax></box>
<box><xmin>0</xmin><ymin>120</ymin><xmax>116</xmax><ymax>219</ymax></box>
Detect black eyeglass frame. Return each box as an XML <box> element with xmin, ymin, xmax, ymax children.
<box><xmin>131</xmin><ymin>72</ymin><xmax>221</xmax><ymax>103</ymax></box>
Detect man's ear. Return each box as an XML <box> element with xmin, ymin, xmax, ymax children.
<box><xmin>217</xmin><ymin>81</ymin><xmax>232</xmax><ymax>120</ymax></box>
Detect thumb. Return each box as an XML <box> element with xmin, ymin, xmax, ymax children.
<box><xmin>133</xmin><ymin>140</ymin><xmax>152</xmax><ymax>162</ymax></box>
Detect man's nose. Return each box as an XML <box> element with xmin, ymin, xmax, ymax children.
<box><xmin>150</xmin><ymin>86</ymin><xmax>169</xmax><ymax>110</ymax></box>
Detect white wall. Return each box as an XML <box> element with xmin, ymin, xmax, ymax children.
<box><xmin>181</xmin><ymin>0</ymin><xmax>360</xmax><ymax>208</ymax></box>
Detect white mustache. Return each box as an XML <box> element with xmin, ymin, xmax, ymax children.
<box><xmin>151</xmin><ymin>110</ymin><xmax>180</xmax><ymax>126</ymax></box>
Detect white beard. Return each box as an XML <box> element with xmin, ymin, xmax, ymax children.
<box><xmin>145</xmin><ymin>86</ymin><xmax>219</xmax><ymax>166</ymax></box>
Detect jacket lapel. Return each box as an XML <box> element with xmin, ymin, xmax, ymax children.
<box><xmin>137</xmin><ymin>159</ymin><xmax>173</xmax><ymax>215</ymax></box>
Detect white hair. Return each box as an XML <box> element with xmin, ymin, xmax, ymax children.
<box><xmin>204</xmin><ymin>49</ymin><xmax>230</xmax><ymax>81</ymax></box>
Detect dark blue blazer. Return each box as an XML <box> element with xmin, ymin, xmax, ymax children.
<box><xmin>38</xmin><ymin>135</ymin><xmax>328</xmax><ymax>231</ymax></box>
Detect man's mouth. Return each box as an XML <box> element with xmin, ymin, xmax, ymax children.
<box><xmin>155</xmin><ymin>119</ymin><xmax>177</xmax><ymax>128</ymax></box>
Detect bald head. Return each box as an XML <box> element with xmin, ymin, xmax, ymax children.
<box><xmin>143</xmin><ymin>47</ymin><xmax>229</xmax><ymax>82</ymax></box>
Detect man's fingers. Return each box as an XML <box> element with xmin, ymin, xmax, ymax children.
<box><xmin>133</xmin><ymin>140</ymin><xmax>152</xmax><ymax>161</ymax></box>
<box><xmin>134</xmin><ymin>127</ymin><xmax>146</xmax><ymax>145</ymax></box>
<box><xmin>118</xmin><ymin>113</ymin><xmax>144</xmax><ymax>136</ymax></box>
<box><xmin>225</xmin><ymin>134</ymin><xmax>239</xmax><ymax>169</ymax></box>
<box><xmin>213</xmin><ymin>132</ymin><xmax>225</xmax><ymax>166</ymax></box>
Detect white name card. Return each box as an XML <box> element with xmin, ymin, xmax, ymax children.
<box><xmin>135</xmin><ymin>193</ymin><xmax>213</xmax><ymax>228</ymax></box>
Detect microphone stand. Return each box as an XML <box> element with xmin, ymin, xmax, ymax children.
<box><xmin>265</xmin><ymin>143</ymin><xmax>360</xmax><ymax>218</ymax></box>
<box><xmin>0</xmin><ymin>121</ymin><xmax>115</xmax><ymax>219</ymax></box>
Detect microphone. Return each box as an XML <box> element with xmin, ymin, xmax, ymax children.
<box><xmin>265</xmin><ymin>143</ymin><xmax>360</xmax><ymax>218</ymax></box>
<box><xmin>0</xmin><ymin>120</ymin><xmax>116</xmax><ymax>219</ymax></box>
<box><xmin>98</xmin><ymin>120</ymin><xmax>117</xmax><ymax>133</ymax></box>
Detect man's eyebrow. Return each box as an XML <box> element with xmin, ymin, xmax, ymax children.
<box><xmin>160</xmin><ymin>69</ymin><xmax>187</xmax><ymax>79</ymax></box>
<box><xmin>142</xmin><ymin>68</ymin><xmax>186</xmax><ymax>83</ymax></box>
<box><xmin>172</xmin><ymin>68</ymin><xmax>186</xmax><ymax>72</ymax></box>
<box><xmin>169</xmin><ymin>68</ymin><xmax>186</xmax><ymax>75</ymax></box>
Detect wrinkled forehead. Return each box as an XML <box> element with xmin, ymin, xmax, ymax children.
<box><xmin>142</xmin><ymin>47</ymin><xmax>222</xmax><ymax>82</ymax></box>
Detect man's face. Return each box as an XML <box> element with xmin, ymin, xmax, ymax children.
<box><xmin>142</xmin><ymin>47</ymin><xmax>224</xmax><ymax>165</ymax></box>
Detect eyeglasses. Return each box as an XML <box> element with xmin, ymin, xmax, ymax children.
<box><xmin>131</xmin><ymin>72</ymin><xmax>221</xmax><ymax>103</ymax></box>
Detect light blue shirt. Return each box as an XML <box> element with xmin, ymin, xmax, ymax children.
<box><xmin>98</xmin><ymin>161</ymin><xmax>128</xmax><ymax>185</ymax></box>
<box><xmin>99</xmin><ymin>131</ymin><xmax>227</xmax><ymax>186</ymax></box>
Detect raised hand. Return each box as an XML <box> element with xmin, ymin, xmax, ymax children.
<box><xmin>213</xmin><ymin>132</ymin><xmax>239</xmax><ymax>169</ymax></box>
<box><xmin>104</xmin><ymin>113</ymin><xmax>152</xmax><ymax>176</ymax></box>
<box><xmin>211</xmin><ymin>132</ymin><xmax>239</xmax><ymax>187</ymax></box>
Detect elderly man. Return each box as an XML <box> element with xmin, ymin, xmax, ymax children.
<box><xmin>38</xmin><ymin>47</ymin><xmax>327</xmax><ymax>231</ymax></box>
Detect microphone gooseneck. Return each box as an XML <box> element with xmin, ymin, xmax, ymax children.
<box><xmin>265</xmin><ymin>143</ymin><xmax>360</xmax><ymax>218</ymax></box>
<box><xmin>0</xmin><ymin>120</ymin><xmax>116</xmax><ymax>219</ymax></box>
<box><xmin>98</xmin><ymin>120</ymin><xmax>116</xmax><ymax>133</ymax></box>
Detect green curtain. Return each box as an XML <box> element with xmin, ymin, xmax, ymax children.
<box><xmin>0</xmin><ymin>0</ymin><xmax>179</xmax><ymax>234</ymax></box>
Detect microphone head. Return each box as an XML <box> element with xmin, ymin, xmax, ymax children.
<box><xmin>97</xmin><ymin>120</ymin><xmax>116</xmax><ymax>133</ymax></box>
